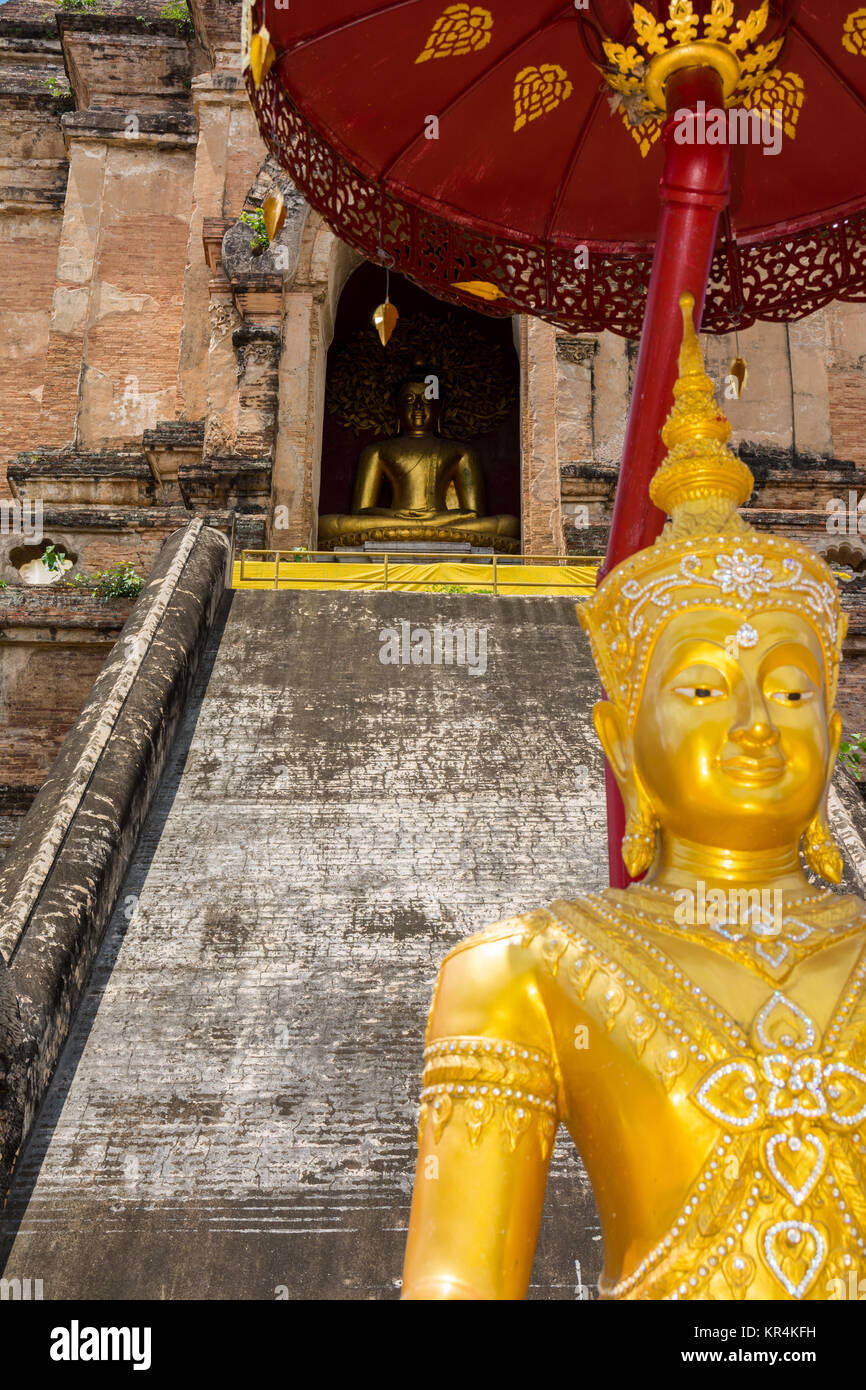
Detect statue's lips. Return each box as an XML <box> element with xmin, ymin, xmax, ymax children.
<box><xmin>719</xmin><ymin>755</ymin><xmax>786</xmax><ymax>786</ymax></box>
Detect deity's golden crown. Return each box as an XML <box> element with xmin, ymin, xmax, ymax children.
<box><xmin>578</xmin><ymin>293</ymin><xmax>846</xmax><ymax>726</ymax></box>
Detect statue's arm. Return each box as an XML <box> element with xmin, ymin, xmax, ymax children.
<box><xmin>401</xmin><ymin>926</ymin><xmax>560</xmax><ymax>1300</ymax></box>
<box><xmin>351</xmin><ymin>445</ymin><xmax>385</xmax><ymax>512</ymax></box>
<box><xmin>453</xmin><ymin>448</ymin><xmax>485</xmax><ymax>515</ymax></box>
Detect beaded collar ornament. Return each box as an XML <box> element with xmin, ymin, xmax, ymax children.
<box><xmin>578</xmin><ymin>293</ymin><xmax>846</xmax><ymax>728</ymax></box>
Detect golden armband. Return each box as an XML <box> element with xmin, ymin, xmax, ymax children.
<box><xmin>419</xmin><ymin>1036</ymin><xmax>559</xmax><ymax>1159</ymax></box>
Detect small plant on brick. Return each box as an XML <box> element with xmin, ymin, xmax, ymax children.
<box><xmin>240</xmin><ymin>209</ymin><xmax>269</xmax><ymax>255</ymax></box>
<box><xmin>44</xmin><ymin>77</ymin><xmax>75</xmax><ymax>114</ymax></box>
<box><xmin>158</xmin><ymin>1</ymin><xmax>194</xmax><ymax>34</ymax></box>
<box><xmin>41</xmin><ymin>544</ymin><xmax>69</xmax><ymax>573</ymax></box>
<box><xmin>57</xmin><ymin>0</ymin><xmax>99</xmax><ymax>11</ymax></box>
<box><xmin>840</xmin><ymin>733</ymin><xmax>866</xmax><ymax>782</ymax></box>
<box><xmin>69</xmin><ymin>564</ymin><xmax>143</xmax><ymax>601</ymax></box>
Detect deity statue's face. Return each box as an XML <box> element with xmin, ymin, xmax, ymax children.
<box><xmin>398</xmin><ymin>380</ymin><xmax>439</xmax><ymax>435</ymax></box>
<box><xmin>631</xmin><ymin>609</ymin><xmax>839</xmax><ymax>852</ymax></box>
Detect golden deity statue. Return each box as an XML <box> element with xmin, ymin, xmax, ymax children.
<box><xmin>318</xmin><ymin>370</ymin><xmax>520</xmax><ymax>552</ymax></box>
<box><xmin>402</xmin><ymin>294</ymin><xmax>866</xmax><ymax>1302</ymax></box>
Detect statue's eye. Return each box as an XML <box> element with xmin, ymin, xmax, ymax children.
<box><xmin>674</xmin><ymin>686</ymin><xmax>725</xmax><ymax>701</ymax></box>
<box><xmin>769</xmin><ymin>690</ymin><xmax>814</xmax><ymax>704</ymax></box>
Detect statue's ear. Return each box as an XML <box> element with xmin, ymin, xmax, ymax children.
<box><xmin>828</xmin><ymin>708</ymin><xmax>843</xmax><ymax>775</ymax></box>
<box><xmin>592</xmin><ymin>700</ymin><xmax>632</xmax><ymax>790</ymax></box>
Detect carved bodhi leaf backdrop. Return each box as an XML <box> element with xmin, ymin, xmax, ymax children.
<box><xmin>326</xmin><ymin>312</ymin><xmax>517</xmax><ymax>439</ymax></box>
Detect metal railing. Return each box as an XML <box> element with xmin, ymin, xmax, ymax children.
<box><xmin>235</xmin><ymin>548</ymin><xmax>603</xmax><ymax>595</ymax></box>
<box><xmin>224</xmin><ymin>511</ymin><xmax>237</xmax><ymax>590</ymax></box>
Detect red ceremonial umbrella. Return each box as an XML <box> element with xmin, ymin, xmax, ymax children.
<box><xmin>244</xmin><ymin>0</ymin><xmax>866</xmax><ymax>883</ymax></box>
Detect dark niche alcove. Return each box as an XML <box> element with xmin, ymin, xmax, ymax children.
<box><xmin>319</xmin><ymin>262</ymin><xmax>521</xmax><ymax>526</ymax></box>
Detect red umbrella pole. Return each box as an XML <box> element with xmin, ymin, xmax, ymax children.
<box><xmin>600</xmin><ymin>65</ymin><xmax>732</xmax><ymax>888</ymax></box>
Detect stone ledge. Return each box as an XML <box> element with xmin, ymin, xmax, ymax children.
<box><xmin>0</xmin><ymin>587</ymin><xmax>134</xmax><ymax>632</ymax></box>
<box><xmin>561</xmin><ymin>462</ymin><xmax>617</xmax><ymax>482</ymax></box>
<box><xmin>0</xmin><ymin>32</ymin><xmax>62</xmax><ymax>53</ymax></box>
<box><xmin>55</xmin><ymin>9</ymin><xmax>188</xmax><ymax>39</ymax></box>
<box><xmin>61</xmin><ymin>108</ymin><xmax>197</xmax><ymax>146</ymax></box>
<box><xmin>143</xmin><ymin>420</ymin><xmax>205</xmax><ymax>492</ymax></box>
<box><xmin>0</xmin><ymin>20</ymin><xmax>57</xmax><ymax>42</ymax></box>
<box><xmin>0</xmin><ymin>521</ymin><xmax>229</xmax><ymax>1199</ymax></box>
<box><xmin>745</xmin><ymin>509</ymin><xmax>839</xmax><ymax>526</ymax></box>
<box><xmin>6</xmin><ymin>503</ymin><xmax>192</xmax><ymax>529</ymax></box>
<box><xmin>9</xmin><ymin>452</ymin><xmax>156</xmax><ymax>514</ymax></box>
<box><xmin>142</xmin><ymin>420</ymin><xmax>205</xmax><ymax>452</ymax></box>
<box><xmin>0</xmin><ymin>76</ymin><xmax>66</xmax><ymax>98</ymax></box>
<box><xmin>10</xmin><ymin>450</ymin><xmax>151</xmax><ymax>475</ymax></box>
<box><xmin>0</xmin><ymin>186</ymin><xmax>66</xmax><ymax>211</ymax></box>
<box><xmin>739</xmin><ymin>444</ymin><xmax>866</xmax><ymax>484</ymax></box>
<box><xmin>561</xmin><ymin>459</ymin><xmax>866</xmax><ymax>491</ymax></box>
<box><xmin>185</xmin><ymin>454</ymin><xmax>272</xmax><ymax>474</ymax></box>
<box><xmin>0</xmin><ymin>504</ymin><xmax>245</xmax><ymax>544</ymax></box>
<box><xmin>747</xmin><ymin>467</ymin><xmax>866</xmax><ymax>487</ymax></box>
<box><xmin>179</xmin><ymin>457</ymin><xmax>272</xmax><ymax>509</ymax></box>
<box><xmin>191</xmin><ymin>70</ymin><xmax>253</xmax><ymax>106</ymax></box>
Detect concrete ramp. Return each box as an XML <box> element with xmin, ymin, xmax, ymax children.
<box><xmin>0</xmin><ymin>590</ymin><xmax>608</xmax><ymax>1299</ymax></box>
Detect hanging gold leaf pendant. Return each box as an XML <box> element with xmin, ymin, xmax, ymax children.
<box><xmin>729</xmin><ymin>355</ymin><xmax>748</xmax><ymax>398</ymax></box>
<box><xmin>262</xmin><ymin>191</ymin><xmax>286</xmax><ymax>242</ymax></box>
<box><xmin>373</xmin><ymin>301</ymin><xmax>399</xmax><ymax>346</ymax></box>
<box><xmin>451</xmin><ymin>279</ymin><xmax>506</xmax><ymax>302</ymax></box>
<box><xmin>250</xmin><ymin>26</ymin><xmax>276</xmax><ymax>88</ymax></box>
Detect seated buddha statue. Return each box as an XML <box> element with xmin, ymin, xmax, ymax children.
<box><xmin>402</xmin><ymin>294</ymin><xmax>866</xmax><ymax>1302</ymax></box>
<box><xmin>318</xmin><ymin>371</ymin><xmax>520</xmax><ymax>553</ymax></box>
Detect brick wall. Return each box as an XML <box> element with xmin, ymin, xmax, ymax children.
<box><xmin>0</xmin><ymin>587</ymin><xmax>131</xmax><ymax>849</ymax></box>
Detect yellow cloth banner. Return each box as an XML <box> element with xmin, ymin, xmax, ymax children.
<box><xmin>232</xmin><ymin>559</ymin><xmax>599</xmax><ymax>597</ymax></box>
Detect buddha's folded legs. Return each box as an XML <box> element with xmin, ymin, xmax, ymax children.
<box><xmin>318</xmin><ymin>511</ymin><xmax>521</xmax><ymax>544</ymax></box>
<box><xmin>442</xmin><ymin>513</ymin><xmax>520</xmax><ymax>538</ymax></box>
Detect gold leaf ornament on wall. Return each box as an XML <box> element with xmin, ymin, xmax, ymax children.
<box><xmin>415</xmin><ymin>4</ymin><xmax>494</xmax><ymax>64</ymax></box>
<box><xmin>513</xmin><ymin>64</ymin><xmax>573</xmax><ymax>132</ymax></box>
<box><xmin>326</xmin><ymin>311</ymin><xmax>517</xmax><ymax>439</ymax></box>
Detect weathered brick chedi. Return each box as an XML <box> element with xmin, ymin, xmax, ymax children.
<box><xmin>2</xmin><ymin>0</ymin><xmax>866</xmax><ymax>1300</ymax></box>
